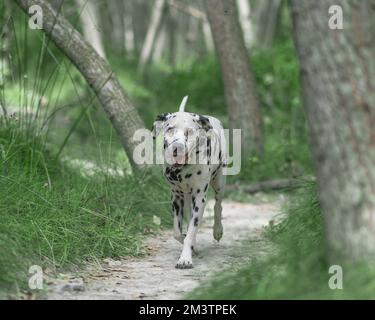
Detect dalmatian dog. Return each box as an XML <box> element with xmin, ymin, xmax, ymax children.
<box><xmin>152</xmin><ymin>96</ymin><xmax>226</xmax><ymax>269</ymax></box>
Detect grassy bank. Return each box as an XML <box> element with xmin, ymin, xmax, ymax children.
<box><xmin>0</xmin><ymin>121</ymin><xmax>170</xmax><ymax>296</ymax></box>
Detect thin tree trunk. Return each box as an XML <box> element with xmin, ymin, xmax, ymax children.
<box><xmin>124</xmin><ymin>0</ymin><xmax>135</xmax><ymax>54</ymax></box>
<box><xmin>202</xmin><ymin>19</ymin><xmax>214</xmax><ymax>52</ymax></box>
<box><xmin>256</xmin><ymin>0</ymin><xmax>282</xmax><ymax>48</ymax></box>
<box><xmin>236</xmin><ymin>0</ymin><xmax>254</xmax><ymax>48</ymax></box>
<box><xmin>75</xmin><ymin>0</ymin><xmax>106</xmax><ymax>59</ymax></box>
<box><xmin>107</xmin><ymin>0</ymin><xmax>125</xmax><ymax>54</ymax></box>
<box><xmin>152</xmin><ymin>22</ymin><xmax>167</xmax><ymax>62</ymax></box>
<box><xmin>291</xmin><ymin>0</ymin><xmax>375</xmax><ymax>262</ymax></box>
<box><xmin>138</xmin><ymin>0</ymin><xmax>166</xmax><ymax>72</ymax></box>
<box><xmin>205</xmin><ymin>0</ymin><xmax>263</xmax><ymax>155</ymax></box>
<box><xmin>167</xmin><ymin>6</ymin><xmax>177</xmax><ymax>66</ymax></box>
<box><xmin>0</xmin><ymin>0</ymin><xmax>12</xmax><ymax>84</ymax></box>
<box><xmin>132</xmin><ymin>0</ymin><xmax>149</xmax><ymax>56</ymax></box>
<box><xmin>14</xmin><ymin>0</ymin><xmax>145</xmax><ymax>170</ymax></box>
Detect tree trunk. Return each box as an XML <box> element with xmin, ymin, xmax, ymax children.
<box><xmin>236</xmin><ymin>0</ymin><xmax>254</xmax><ymax>48</ymax></box>
<box><xmin>256</xmin><ymin>0</ymin><xmax>282</xmax><ymax>48</ymax></box>
<box><xmin>0</xmin><ymin>0</ymin><xmax>12</xmax><ymax>86</ymax></box>
<box><xmin>75</xmin><ymin>0</ymin><xmax>106</xmax><ymax>59</ymax></box>
<box><xmin>138</xmin><ymin>0</ymin><xmax>166</xmax><ymax>72</ymax></box>
<box><xmin>290</xmin><ymin>0</ymin><xmax>375</xmax><ymax>262</ymax></box>
<box><xmin>202</xmin><ymin>19</ymin><xmax>214</xmax><ymax>52</ymax></box>
<box><xmin>107</xmin><ymin>0</ymin><xmax>125</xmax><ymax>54</ymax></box>
<box><xmin>123</xmin><ymin>0</ymin><xmax>135</xmax><ymax>54</ymax></box>
<box><xmin>14</xmin><ymin>0</ymin><xmax>145</xmax><ymax>170</ymax></box>
<box><xmin>167</xmin><ymin>6</ymin><xmax>177</xmax><ymax>66</ymax></box>
<box><xmin>205</xmin><ymin>0</ymin><xmax>263</xmax><ymax>155</ymax></box>
<box><xmin>152</xmin><ymin>23</ymin><xmax>167</xmax><ymax>62</ymax></box>
<box><xmin>132</xmin><ymin>0</ymin><xmax>149</xmax><ymax>56</ymax></box>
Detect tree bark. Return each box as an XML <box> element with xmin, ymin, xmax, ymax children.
<box><xmin>205</xmin><ymin>0</ymin><xmax>263</xmax><ymax>155</ymax></box>
<box><xmin>138</xmin><ymin>0</ymin><xmax>166</xmax><ymax>72</ymax></box>
<box><xmin>290</xmin><ymin>0</ymin><xmax>375</xmax><ymax>261</ymax></box>
<box><xmin>14</xmin><ymin>0</ymin><xmax>145</xmax><ymax>170</ymax></box>
<box><xmin>75</xmin><ymin>0</ymin><xmax>106</xmax><ymax>59</ymax></box>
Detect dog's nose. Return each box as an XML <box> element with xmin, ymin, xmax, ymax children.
<box><xmin>172</xmin><ymin>143</ymin><xmax>185</xmax><ymax>157</ymax></box>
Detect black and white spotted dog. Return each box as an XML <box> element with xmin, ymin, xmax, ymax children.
<box><xmin>152</xmin><ymin>96</ymin><xmax>226</xmax><ymax>269</ymax></box>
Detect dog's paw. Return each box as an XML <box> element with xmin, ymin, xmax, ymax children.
<box><xmin>174</xmin><ymin>233</ymin><xmax>185</xmax><ymax>244</ymax></box>
<box><xmin>213</xmin><ymin>223</ymin><xmax>223</xmax><ymax>242</ymax></box>
<box><xmin>175</xmin><ymin>257</ymin><xmax>193</xmax><ymax>269</ymax></box>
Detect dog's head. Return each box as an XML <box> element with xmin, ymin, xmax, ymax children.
<box><xmin>152</xmin><ymin>97</ymin><xmax>212</xmax><ymax>167</ymax></box>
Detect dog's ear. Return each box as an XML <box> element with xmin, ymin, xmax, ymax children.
<box><xmin>196</xmin><ymin>115</ymin><xmax>213</xmax><ymax>132</ymax></box>
<box><xmin>151</xmin><ymin>113</ymin><xmax>171</xmax><ymax>139</ymax></box>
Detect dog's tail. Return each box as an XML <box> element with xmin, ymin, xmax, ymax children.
<box><xmin>178</xmin><ymin>95</ymin><xmax>188</xmax><ymax>112</ymax></box>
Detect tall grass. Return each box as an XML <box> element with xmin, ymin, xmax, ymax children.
<box><xmin>0</xmin><ymin>120</ymin><xmax>170</xmax><ymax>295</ymax></box>
<box><xmin>0</xmin><ymin>5</ymin><xmax>171</xmax><ymax>297</ymax></box>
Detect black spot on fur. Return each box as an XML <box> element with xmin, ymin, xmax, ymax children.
<box><xmin>197</xmin><ymin>189</ymin><xmax>200</xmax><ymax>194</ymax></box>
<box><xmin>185</xmin><ymin>173</ymin><xmax>192</xmax><ymax>178</ymax></box>
<box><xmin>169</xmin><ymin>171</ymin><xmax>178</xmax><ymax>181</ymax></box>
<box><xmin>197</xmin><ymin>170</ymin><xmax>201</xmax><ymax>175</ymax></box>
<box><xmin>155</xmin><ymin>113</ymin><xmax>170</xmax><ymax>122</ymax></box>
<box><xmin>194</xmin><ymin>207</ymin><xmax>199</xmax><ymax>212</ymax></box>
<box><xmin>194</xmin><ymin>217</ymin><xmax>199</xmax><ymax>226</ymax></box>
<box><xmin>202</xmin><ymin>198</ymin><xmax>205</xmax><ymax>203</ymax></box>
<box><xmin>173</xmin><ymin>201</ymin><xmax>179</xmax><ymax>214</ymax></box>
<box><xmin>197</xmin><ymin>115</ymin><xmax>212</xmax><ymax>132</ymax></box>
<box><xmin>204</xmin><ymin>184</ymin><xmax>208</xmax><ymax>192</ymax></box>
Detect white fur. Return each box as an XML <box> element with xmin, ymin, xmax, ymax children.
<box><xmin>178</xmin><ymin>95</ymin><xmax>189</xmax><ymax>112</ymax></box>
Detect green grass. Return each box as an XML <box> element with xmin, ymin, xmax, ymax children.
<box><xmin>0</xmin><ymin>121</ymin><xmax>170</xmax><ymax>295</ymax></box>
<box><xmin>189</xmin><ymin>181</ymin><xmax>375</xmax><ymax>299</ymax></box>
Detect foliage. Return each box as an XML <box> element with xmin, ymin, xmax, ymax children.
<box><xmin>0</xmin><ymin>120</ymin><xmax>170</xmax><ymax>295</ymax></box>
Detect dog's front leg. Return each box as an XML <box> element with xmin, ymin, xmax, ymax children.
<box><xmin>172</xmin><ymin>192</ymin><xmax>184</xmax><ymax>244</ymax></box>
<box><xmin>176</xmin><ymin>192</ymin><xmax>207</xmax><ymax>269</ymax></box>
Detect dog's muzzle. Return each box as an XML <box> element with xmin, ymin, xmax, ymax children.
<box><xmin>166</xmin><ymin>142</ymin><xmax>189</xmax><ymax>167</ymax></box>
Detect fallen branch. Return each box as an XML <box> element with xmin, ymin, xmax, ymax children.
<box><xmin>227</xmin><ymin>177</ymin><xmax>315</xmax><ymax>194</ymax></box>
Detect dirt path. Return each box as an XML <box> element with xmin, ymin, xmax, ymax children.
<box><xmin>44</xmin><ymin>198</ymin><xmax>282</xmax><ymax>300</ymax></box>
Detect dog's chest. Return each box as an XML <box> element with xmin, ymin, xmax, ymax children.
<box><xmin>164</xmin><ymin>165</ymin><xmax>210</xmax><ymax>192</ymax></box>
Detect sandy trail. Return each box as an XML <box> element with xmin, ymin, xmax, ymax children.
<box><xmin>45</xmin><ymin>198</ymin><xmax>282</xmax><ymax>300</ymax></box>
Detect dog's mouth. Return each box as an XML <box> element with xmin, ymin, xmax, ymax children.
<box><xmin>171</xmin><ymin>152</ymin><xmax>189</xmax><ymax>167</ymax></box>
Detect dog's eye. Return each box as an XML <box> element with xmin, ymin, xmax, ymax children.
<box><xmin>166</xmin><ymin>127</ymin><xmax>175</xmax><ymax>135</ymax></box>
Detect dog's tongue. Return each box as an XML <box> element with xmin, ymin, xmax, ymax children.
<box><xmin>172</xmin><ymin>153</ymin><xmax>187</xmax><ymax>166</ymax></box>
